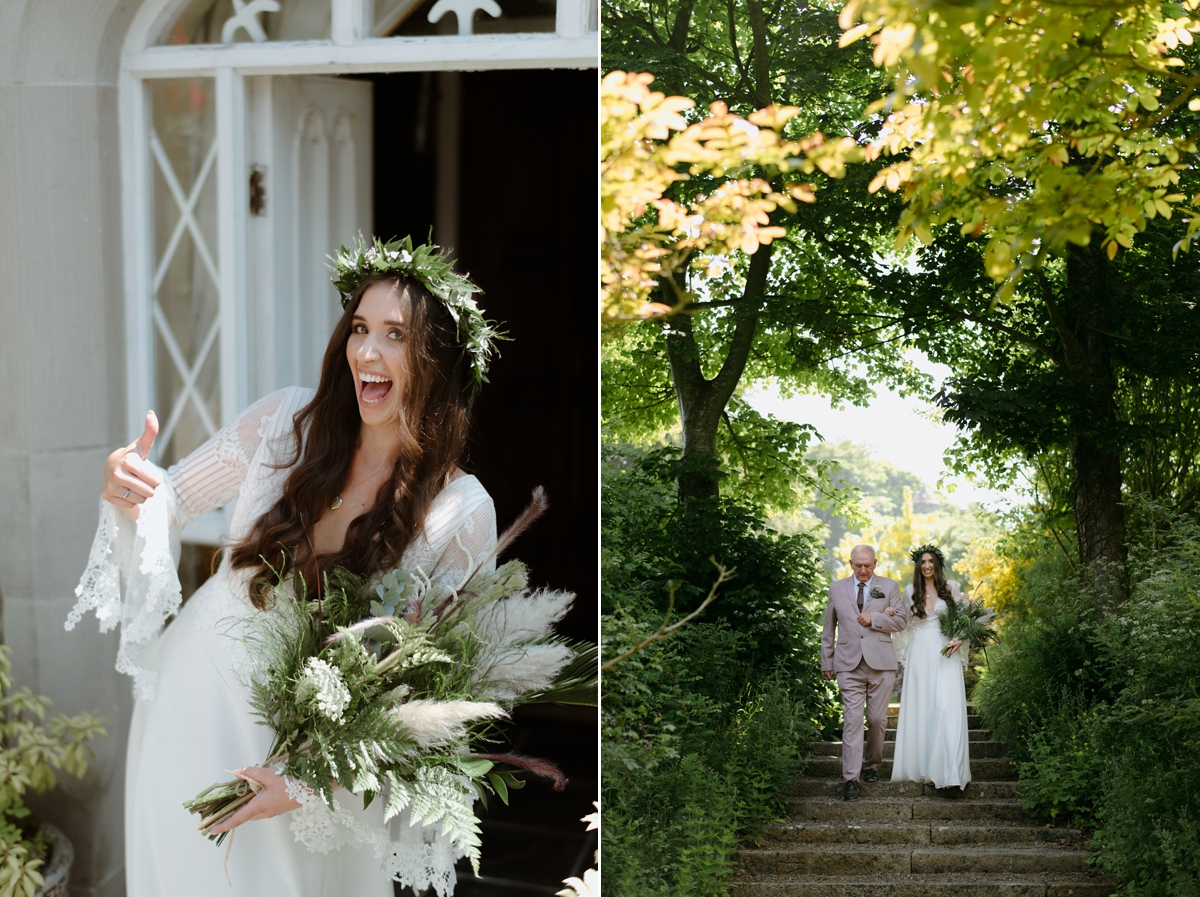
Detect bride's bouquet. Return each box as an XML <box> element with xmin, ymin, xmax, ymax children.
<box><xmin>938</xmin><ymin>596</ymin><xmax>999</xmax><ymax>657</ymax></box>
<box><xmin>183</xmin><ymin>494</ymin><xmax>595</xmax><ymax>874</ymax></box>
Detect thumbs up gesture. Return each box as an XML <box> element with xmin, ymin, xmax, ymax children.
<box><xmin>102</xmin><ymin>411</ymin><xmax>164</xmax><ymax>521</ymax></box>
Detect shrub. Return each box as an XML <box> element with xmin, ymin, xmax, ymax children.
<box><xmin>601</xmin><ymin>445</ymin><xmax>829</xmax><ymax>895</ymax></box>
<box><xmin>975</xmin><ymin>505</ymin><xmax>1200</xmax><ymax>894</ymax></box>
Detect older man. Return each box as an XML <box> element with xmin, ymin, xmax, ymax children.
<box><xmin>821</xmin><ymin>544</ymin><xmax>908</xmax><ymax>801</ymax></box>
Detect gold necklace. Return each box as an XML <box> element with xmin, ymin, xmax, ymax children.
<box><xmin>330</xmin><ymin>464</ymin><xmax>390</xmax><ymax>510</ymax></box>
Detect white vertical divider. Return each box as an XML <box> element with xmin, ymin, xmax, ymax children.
<box><xmin>216</xmin><ymin>67</ymin><xmax>249</xmax><ymax>429</ymax></box>
<box><xmin>332</xmin><ymin>0</ymin><xmax>373</xmax><ymax>46</ymax></box>
<box><xmin>555</xmin><ymin>0</ymin><xmax>589</xmax><ymax>39</ymax></box>
<box><xmin>120</xmin><ymin>70</ymin><xmax>158</xmax><ymax>452</ymax></box>
<box><xmin>248</xmin><ymin>76</ymin><xmax>277</xmax><ymax>399</ymax></box>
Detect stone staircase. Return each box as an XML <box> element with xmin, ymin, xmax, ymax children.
<box><xmin>732</xmin><ymin>704</ymin><xmax>1115</xmax><ymax>896</ymax></box>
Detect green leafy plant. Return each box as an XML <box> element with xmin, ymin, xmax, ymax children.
<box><xmin>0</xmin><ymin>645</ymin><xmax>107</xmax><ymax>897</ymax></box>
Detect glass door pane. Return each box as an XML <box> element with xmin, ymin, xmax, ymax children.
<box><xmin>150</xmin><ymin>77</ymin><xmax>220</xmax><ymax>467</ymax></box>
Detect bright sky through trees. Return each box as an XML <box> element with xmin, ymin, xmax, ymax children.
<box><xmin>747</xmin><ymin>353</ymin><xmax>1009</xmax><ymax>507</ymax></box>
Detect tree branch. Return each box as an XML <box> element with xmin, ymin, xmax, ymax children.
<box><xmin>600</xmin><ymin>563</ymin><xmax>734</xmax><ymax>672</ymax></box>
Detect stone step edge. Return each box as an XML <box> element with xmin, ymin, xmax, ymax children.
<box><xmin>729</xmin><ymin>877</ymin><xmax>1116</xmax><ymax>895</ymax></box>
<box><xmin>740</xmin><ymin>846</ymin><xmax>1091</xmax><ymax>856</ymax></box>
<box><xmin>760</xmin><ymin>822</ymin><xmax>1079</xmax><ymax>834</ymax></box>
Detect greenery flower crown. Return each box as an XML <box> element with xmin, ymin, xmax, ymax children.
<box><xmin>909</xmin><ymin>543</ymin><xmax>946</xmax><ymax>568</ymax></box>
<box><xmin>328</xmin><ymin>233</ymin><xmax>507</xmax><ymax>400</ymax></box>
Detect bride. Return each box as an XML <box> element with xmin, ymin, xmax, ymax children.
<box><xmin>886</xmin><ymin>544</ymin><xmax>971</xmax><ymax>792</ymax></box>
<box><xmin>67</xmin><ymin>237</ymin><xmax>501</xmax><ymax>897</ymax></box>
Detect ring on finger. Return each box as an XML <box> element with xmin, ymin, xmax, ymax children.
<box><xmin>122</xmin><ymin>489</ymin><xmax>131</xmax><ymax>500</ymax></box>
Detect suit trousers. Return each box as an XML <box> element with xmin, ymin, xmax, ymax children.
<box><xmin>836</xmin><ymin>656</ymin><xmax>895</xmax><ymax>782</ymax></box>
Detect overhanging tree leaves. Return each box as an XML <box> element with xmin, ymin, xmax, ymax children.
<box><xmin>602</xmin><ymin>0</ymin><xmax>924</xmax><ymax>512</ymax></box>
<box><xmin>841</xmin><ymin>0</ymin><xmax>1200</xmax><ymax>295</ymax></box>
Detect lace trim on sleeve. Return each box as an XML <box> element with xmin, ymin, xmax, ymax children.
<box><xmin>65</xmin><ymin>478</ymin><xmax>183</xmax><ymax>701</ymax></box>
<box><xmin>284</xmin><ymin>775</ymin><xmax>466</xmax><ymax>897</ymax></box>
<box><xmin>66</xmin><ymin>499</ymin><xmax>123</xmax><ymax>633</ymax></box>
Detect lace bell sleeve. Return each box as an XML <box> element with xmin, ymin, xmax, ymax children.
<box><xmin>65</xmin><ymin>389</ymin><xmax>295</xmax><ymax>700</ymax></box>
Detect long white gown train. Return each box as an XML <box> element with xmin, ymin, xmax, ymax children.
<box><xmin>68</xmin><ymin>386</ymin><xmax>497</xmax><ymax>897</ymax></box>
<box><xmin>890</xmin><ymin>584</ymin><xmax>972</xmax><ymax>790</ymax></box>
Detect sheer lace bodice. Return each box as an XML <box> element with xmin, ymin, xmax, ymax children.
<box><xmin>893</xmin><ymin>582</ymin><xmax>966</xmax><ymax>670</ymax></box>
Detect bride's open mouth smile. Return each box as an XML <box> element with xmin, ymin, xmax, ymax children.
<box><xmin>358</xmin><ymin>371</ymin><xmax>393</xmax><ymax>405</ymax></box>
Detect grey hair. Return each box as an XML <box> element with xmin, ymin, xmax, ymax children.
<box><xmin>849</xmin><ymin>544</ymin><xmax>877</xmax><ymax>561</ymax></box>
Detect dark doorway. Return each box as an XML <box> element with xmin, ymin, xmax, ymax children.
<box><xmin>372</xmin><ymin>68</ymin><xmax>597</xmax><ymax>897</ymax></box>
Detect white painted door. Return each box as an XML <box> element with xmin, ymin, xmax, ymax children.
<box><xmin>246</xmin><ymin>74</ymin><xmax>373</xmax><ymax>398</ymax></box>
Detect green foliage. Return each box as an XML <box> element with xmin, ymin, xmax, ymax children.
<box><xmin>1017</xmin><ymin>695</ymin><xmax>1106</xmax><ymax>823</ymax></box>
<box><xmin>603</xmin><ymin>444</ymin><xmax>831</xmax><ymax>679</ymax></box>
<box><xmin>975</xmin><ymin>506</ymin><xmax>1200</xmax><ymax>892</ymax></box>
<box><xmin>0</xmin><ymin>645</ymin><xmax>107</xmax><ymax>897</ymax></box>
<box><xmin>841</xmin><ymin>0</ymin><xmax>1200</xmax><ymax>289</ymax></box>
<box><xmin>602</xmin><ymin>445</ymin><xmax>833</xmax><ymax>895</ymax></box>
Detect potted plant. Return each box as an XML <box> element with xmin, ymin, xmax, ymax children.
<box><xmin>0</xmin><ymin>645</ymin><xmax>106</xmax><ymax>897</ymax></box>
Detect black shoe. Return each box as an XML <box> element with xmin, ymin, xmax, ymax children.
<box><xmin>862</xmin><ymin>768</ymin><xmax>880</xmax><ymax>783</ymax></box>
<box><xmin>843</xmin><ymin>780</ymin><xmax>860</xmax><ymax>801</ymax></box>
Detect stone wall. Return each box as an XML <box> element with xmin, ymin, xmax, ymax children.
<box><xmin>0</xmin><ymin>2</ymin><xmax>139</xmax><ymax>894</ymax></box>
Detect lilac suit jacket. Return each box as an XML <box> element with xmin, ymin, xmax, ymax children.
<box><xmin>820</xmin><ymin>575</ymin><xmax>909</xmax><ymax>673</ymax></box>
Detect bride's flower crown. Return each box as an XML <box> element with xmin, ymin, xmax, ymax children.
<box><xmin>909</xmin><ymin>543</ymin><xmax>946</xmax><ymax>568</ymax></box>
<box><xmin>328</xmin><ymin>233</ymin><xmax>507</xmax><ymax>400</ymax></box>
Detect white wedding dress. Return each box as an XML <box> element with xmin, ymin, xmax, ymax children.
<box><xmin>890</xmin><ymin>583</ymin><xmax>971</xmax><ymax>790</ymax></box>
<box><xmin>67</xmin><ymin>387</ymin><xmax>497</xmax><ymax>897</ymax></box>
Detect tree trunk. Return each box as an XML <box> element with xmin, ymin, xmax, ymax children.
<box><xmin>1062</xmin><ymin>240</ymin><xmax>1128</xmax><ymax>603</ymax></box>
<box><xmin>665</xmin><ymin>245</ymin><xmax>774</xmax><ymax>509</ymax></box>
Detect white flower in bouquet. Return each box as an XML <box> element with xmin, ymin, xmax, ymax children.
<box><xmin>297</xmin><ymin>657</ymin><xmax>352</xmax><ymax>722</ymax></box>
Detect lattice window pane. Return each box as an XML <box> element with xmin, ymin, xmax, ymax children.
<box><xmin>150</xmin><ymin>77</ymin><xmax>221</xmax><ymax>467</ymax></box>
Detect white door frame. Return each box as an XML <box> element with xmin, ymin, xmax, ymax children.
<box><xmin>119</xmin><ymin>0</ymin><xmax>596</xmax><ymax>449</ymax></box>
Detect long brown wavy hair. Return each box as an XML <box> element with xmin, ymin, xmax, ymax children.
<box><xmin>230</xmin><ymin>274</ymin><xmax>472</xmax><ymax>607</ymax></box>
<box><xmin>909</xmin><ymin>550</ymin><xmax>954</xmax><ymax>619</ymax></box>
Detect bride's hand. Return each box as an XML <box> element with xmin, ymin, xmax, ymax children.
<box><xmin>102</xmin><ymin>411</ymin><xmax>162</xmax><ymax>521</ymax></box>
<box><xmin>883</xmin><ymin>606</ymin><xmax>896</xmax><ymax>616</ymax></box>
<box><xmin>946</xmin><ymin>639</ymin><xmax>963</xmax><ymax>655</ymax></box>
<box><xmin>207</xmin><ymin>766</ymin><xmax>301</xmax><ymax>836</ymax></box>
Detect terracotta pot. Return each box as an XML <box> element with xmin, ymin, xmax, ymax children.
<box><xmin>33</xmin><ymin>823</ymin><xmax>72</xmax><ymax>897</ymax></box>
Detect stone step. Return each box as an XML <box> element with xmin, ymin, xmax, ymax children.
<box><xmin>759</xmin><ymin>821</ymin><xmax>1084</xmax><ymax>848</ymax></box>
<box><xmin>730</xmin><ymin>876</ymin><xmax>1116</xmax><ymax>896</ymax></box>
<box><xmin>884</xmin><ymin>728</ymin><xmax>992</xmax><ymax>742</ymax></box>
<box><xmin>810</xmin><ymin>741</ymin><xmax>1007</xmax><ymax>759</ymax></box>
<box><xmin>787</xmin><ymin>799</ymin><xmax>1033</xmax><ymax>824</ymax></box>
<box><xmin>740</xmin><ymin>846</ymin><xmax>1092</xmax><ymax>877</ymax></box>
<box><xmin>803</xmin><ymin>758</ymin><xmax>1017</xmax><ymax>780</ymax></box>
<box><xmin>790</xmin><ymin>779</ymin><xmax>1023</xmax><ymax>801</ymax></box>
